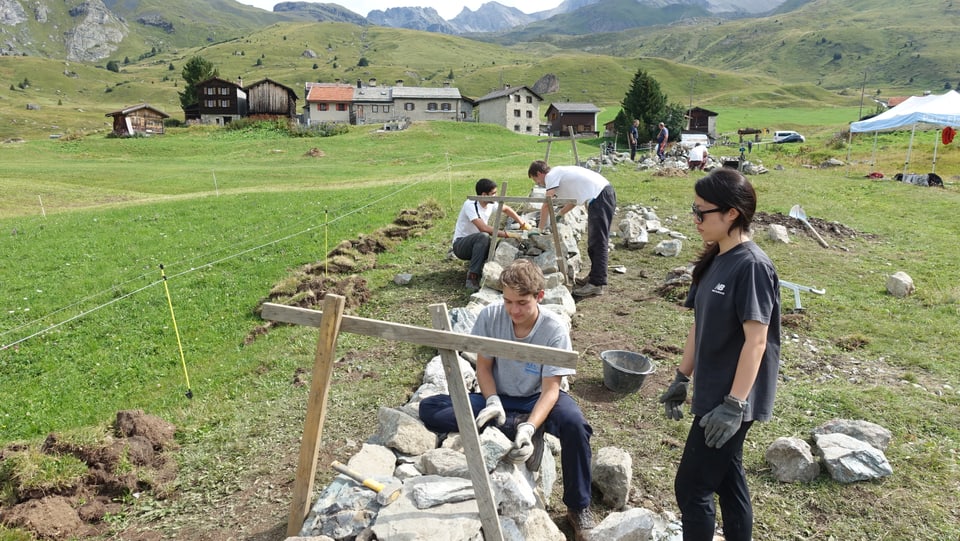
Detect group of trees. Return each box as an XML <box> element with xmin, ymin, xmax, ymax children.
<box><xmin>615</xmin><ymin>68</ymin><xmax>686</xmax><ymax>148</ymax></box>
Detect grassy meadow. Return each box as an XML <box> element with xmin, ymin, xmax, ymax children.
<box><xmin>1</xmin><ymin>114</ymin><xmax>960</xmax><ymax>539</ymax></box>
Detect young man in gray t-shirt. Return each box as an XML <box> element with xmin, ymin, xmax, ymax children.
<box><xmin>419</xmin><ymin>259</ymin><xmax>597</xmax><ymax>538</ymax></box>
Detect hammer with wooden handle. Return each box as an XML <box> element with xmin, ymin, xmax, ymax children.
<box><xmin>331</xmin><ymin>460</ymin><xmax>402</xmax><ymax>506</ymax></box>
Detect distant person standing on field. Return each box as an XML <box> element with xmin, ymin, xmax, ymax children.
<box><xmin>628</xmin><ymin>119</ymin><xmax>640</xmax><ymax>161</ymax></box>
<box><xmin>656</xmin><ymin>122</ymin><xmax>669</xmax><ymax>161</ymax></box>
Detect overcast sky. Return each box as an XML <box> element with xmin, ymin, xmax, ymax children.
<box><xmin>234</xmin><ymin>1</ymin><xmax>563</xmax><ymax>21</ymax></box>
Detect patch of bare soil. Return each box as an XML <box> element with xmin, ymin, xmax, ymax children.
<box><xmin>752</xmin><ymin>211</ymin><xmax>877</xmax><ymax>242</ymax></box>
<box><xmin>0</xmin><ymin>411</ymin><xmax>177</xmax><ymax>540</ymax></box>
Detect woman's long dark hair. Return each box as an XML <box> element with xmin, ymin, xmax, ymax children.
<box><xmin>691</xmin><ymin>168</ymin><xmax>757</xmax><ymax>284</ymax></box>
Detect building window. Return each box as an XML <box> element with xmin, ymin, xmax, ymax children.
<box><xmin>526</xmin><ymin>96</ymin><xmax>533</xmax><ymax>104</ymax></box>
<box><xmin>220</xmin><ymin>100</ymin><xmax>230</xmax><ymax>107</ymax></box>
<box><xmin>404</xmin><ymin>103</ymin><xmax>415</xmax><ymax>111</ymax></box>
<box><xmin>441</xmin><ymin>103</ymin><xmax>451</xmax><ymax>111</ymax></box>
<box><xmin>219</xmin><ymin>87</ymin><xmax>230</xmax><ymax>95</ymax></box>
<box><xmin>514</xmin><ymin>95</ymin><xmax>520</xmax><ymax>102</ymax></box>
<box><xmin>384</xmin><ymin>105</ymin><xmax>390</xmax><ymax>113</ymax></box>
<box><xmin>514</xmin><ymin>124</ymin><xmax>521</xmax><ymax>132</ymax></box>
<box><xmin>205</xmin><ymin>87</ymin><xmax>215</xmax><ymax>95</ymax></box>
<box><xmin>526</xmin><ymin>126</ymin><xmax>533</xmax><ymax>132</ymax></box>
<box><xmin>526</xmin><ymin>111</ymin><xmax>533</xmax><ymax>118</ymax></box>
<box><xmin>372</xmin><ymin>105</ymin><xmax>379</xmax><ymax>113</ymax></box>
<box><xmin>514</xmin><ymin>109</ymin><xmax>521</xmax><ymax>117</ymax></box>
<box><xmin>205</xmin><ymin>99</ymin><xmax>216</xmax><ymax>107</ymax></box>
<box><xmin>319</xmin><ymin>103</ymin><xmax>329</xmax><ymax>111</ymax></box>
<box><xmin>427</xmin><ymin>102</ymin><xmax>438</xmax><ymax>111</ymax></box>
<box><xmin>336</xmin><ymin>103</ymin><xmax>347</xmax><ymax>111</ymax></box>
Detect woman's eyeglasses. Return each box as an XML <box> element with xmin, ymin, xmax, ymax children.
<box><xmin>691</xmin><ymin>204</ymin><xmax>724</xmax><ymax>222</ymax></box>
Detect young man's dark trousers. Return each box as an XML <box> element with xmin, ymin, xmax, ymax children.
<box><xmin>419</xmin><ymin>391</ymin><xmax>593</xmax><ymax>510</ymax></box>
<box><xmin>586</xmin><ymin>184</ymin><xmax>616</xmax><ymax>287</ymax></box>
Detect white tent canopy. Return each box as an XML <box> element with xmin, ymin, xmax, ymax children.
<box><xmin>848</xmin><ymin>90</ymin><xmax>960</xmax><ymax>175</ymax></box>
<box><xmin>851</xmin><ymin>90</ymin><xmax>960</xmax><ymax>133</ymax></box>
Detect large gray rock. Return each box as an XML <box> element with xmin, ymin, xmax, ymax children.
<box><xmin>812</xmin><ymin>419</ymin><xmax>893</xmax><ymax>451</ymax></box>
<box><xmin>371</xmin><ymin>475</ymin><xmax>483</xmax><ymax>540</ymax></box>
<box><xmin>592</xmin><ymin>446</ymin><xmax>632</xmax><ymax>509</ymax></box>
<box><xmin>348</xmin><ymin>443</ymin><xmax>398</xmax><ymax>478</ymax></box>
<box><xmin>373</xmin><ymin>407</ymin><xmax>437</xmax><ymax>456</ymax></box>
<box><xmin>886</xmin><ymin>271</ymin><xmax>915</xmax><ymax>297</ymax></box>
<box><xmin>765</xmin><ymin>437</ymin><xmax>820</xmax><ymax>483</ymax></box>
<box><xmin>584</xmin><ymin>507</ymin><xmax>658</xmax><ymax>541</ymax></box>
<box><xmin>814</xmin><ymin>433</ymin><xmax>893</xmax><ymax>483</ymax></box>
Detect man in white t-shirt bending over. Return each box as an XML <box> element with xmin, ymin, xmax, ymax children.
<box><xmin>527</xmin><ymin>160</ymin><xmax>616</xmax><ymax>298</ymax></box>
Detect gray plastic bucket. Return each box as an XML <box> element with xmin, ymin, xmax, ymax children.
<box><xmin>600</xmin><ymin>350</ymin><xmax>655</xmax><ymax>393</ymax></box>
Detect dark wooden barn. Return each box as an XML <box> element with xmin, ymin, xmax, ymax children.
<box><xmin>245</xmin><ymin>78</ymin><xmax>299</xmax><ymax>120</ymax></box>
<box><xmin>545</xmin><ymin>102</ymin><xmax>601</xmax><ymax>136</ymax></box>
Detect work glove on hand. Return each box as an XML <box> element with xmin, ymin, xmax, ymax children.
<box><xmin>475</xmin><ymin>395</ymin><xmax>506</xmax><ymax>429</ymax></box>
<box><xmin>658</xmin><ymin>369</ymin><xmax>690</xmax><ymax>421</ymax></box>
<box><xmin>506</xmin><ymin>422</ymin><xmax>536</xmax><ymax>464</ymax></box>
<box><xmin>699</xmin><ymin>395</ymin><xmax>747</xmax><ymax>449</ymax></box>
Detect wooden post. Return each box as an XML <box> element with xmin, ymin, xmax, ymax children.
<box><xmin>286</xmin><ymin>294</ymin><xmax>346</xmax><ymax>537</ymax></box>
<box><xmin>429</xmin><ymin>304</ymin><xmax>504</xmax><ymax>541</ymax></box>
<box><xmin>485</xmin><ymin>181</ymin><xmax>507</xmax><ymax>265</ymax></box>
<box><xmin>568</xmin><ymin>126</ymin><xmax>580</xmax><ymax>165</ymax></box>
<box><xmin>544</xmin><ymin>200</ymin><xmax>569</xmax><ymax>284</ymax></box>
<box><xmin>544</xmin><ymin>140</ymin><xmax>552</xmax><ymax>162</ymax></box>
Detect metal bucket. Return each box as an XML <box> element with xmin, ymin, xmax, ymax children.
<box><xmin>600</xmin><ymin>350</ymin><xmax>655</xmax><ymax>393</ymax></box>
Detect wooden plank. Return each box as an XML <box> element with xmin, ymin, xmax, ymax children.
<box><xmin>544</xmin><ymin>140</ymin><xmax>551</xmax><ymax>162</ymax></box>
<box><xmin>429</xmin><ymin>304</ymin><xmax>504</xmax><ymax>541</ymax></box>
<box><xmin>262</xmin><ymin>303</ymin><xmax>579</xmax><ymax>369</ymax></box>
<box><xmin>486</xmin><ymin>181</ymin><xmax>507</xmax><ymax>265</ymax></box>
<box><xmin>568</xmin><ymin>126</ymin><xmax>580</xmax><ymax>165</ymax></box>
<box><xmin>469</xmin><ymin>196</ymin><xmax>576</xmax><ymax>206</ymax></box>
<box><xmin>287</xmin><ymin>294</ymin><xmax>346</xmax><ymax>536</ymax></box>
<box><xmin>545</xmin><ymin>201</ymin><xmax>569</xmax><ymax>284</ymax></box>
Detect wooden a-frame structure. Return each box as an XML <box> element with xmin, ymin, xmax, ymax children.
<box><xmin>262</xmin><ymin>297</ymin><xmax>579</xmax><ymax>540</ymax></box>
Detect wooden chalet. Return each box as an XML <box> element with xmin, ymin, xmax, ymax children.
<box><xmin>105</xmin><ymin>103</ymin><xmax>169</xmax><ymax>136</ymax></box>
<box><xmin>545</xmin><ymin>102</ymin><xmax>601</xmax><ymax>136</ymax></box>
<box><xmin>195</xmin><ymin>77</ymin><xmax>247</xmax><ymax>125</ymax></box>
<box><xmin>246</xmin><ymin>78</ymin><xmax>298</xmax><ymax>121</ymax></box>
<box><xmin>685</xmin><ymin>106</ymin><xmax>719</xmax><ymax>139</ymax></box>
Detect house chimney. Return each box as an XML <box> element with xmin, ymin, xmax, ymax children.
<box><xmin>357</xmin><ymin>79</ymin><xmax>362</xmax><ymax>88</ymax></box>
<box><xmin>369</xmin><ymin>78</ymin><xmax>377</xmax><ymax>87</ymax></box>
<box><xmin>443</xmin><ymin>81</ymin><xmax>451</xmax><ymax>88</ymax></box>
<box><xmin>504</xmin><ymin>83</ymin><xmax>511</xmax><ymax>89</ymax></box>
<box><xmin>237</xmin><ymin>76</ymin><xmax>243</xmax><ymax>87</ymax></box>
<box><xmin>334</xmin><ymin>78</ymin><xmax>341</xmax><ymax>84</ymax></box>
<box><xmin>395</xmin><ymin>79</ymin><xmax>403</xmax><ymax>87</ymax></box>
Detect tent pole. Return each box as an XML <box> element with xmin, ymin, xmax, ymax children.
<box><xmin>903</xmin><ymin>124</ymin><xmax>916</xmax><ymax>178</ymax></box>
<box><xmin>932</xmin><ymin>129</ymin><xmax>940</xmax><ymax>173</ymax></box>
<box><xmin>871</xmin><ymin>131</ymin><xmax>878</xmax><ymax>168</ymax></box>
<box><xmin>845</xmin><ymin>129</ymin><xmax>852</xmax><ymax>176</ymax></box>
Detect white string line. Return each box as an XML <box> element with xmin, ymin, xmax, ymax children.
<box><xmin>1</xmin><ymin>152</ymin><xmax>521</xmax><ymax>350</ymax></box>
<box><xmin>0</xmin><ymin>170</ymin><xmax>432</xmax><ymax>351</ymax></box>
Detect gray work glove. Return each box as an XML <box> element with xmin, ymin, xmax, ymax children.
<box><xmin>506</xmin><ymin>422</ymin><xmax>536</xmax><ymax>463</ymax></box>
<box><xmin>699</xmin><ymin>395</ymin><xmax>747</xmax><ymax>448</ymax></box>
<box><xmin>475</xmin><ymin>395</ymin><xmax>506</xmax><ymax>429</ymax></box>
<box><xmin>658</xmin><ymin>369</ymin><xmax>690</xmax><ymax>421</ymax></box>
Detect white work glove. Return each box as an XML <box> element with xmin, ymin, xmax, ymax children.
<box><xmin>506</xmin><ymin>422</ymin><xmax>536</xmax><ymax>464</ymax></box>
<box><xmin>475</xmin><ymin>395</ymin><xmax>506</xmax><ymax>429</ymax></box>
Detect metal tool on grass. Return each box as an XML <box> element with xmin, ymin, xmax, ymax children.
<box><xmin>789</xmin><ymin>204</ymin><xmax>830</xmax><ymax>248</ymax></box>
<box><xmin>331</xmin><ymin>460</ymin><xmax>402</xmax><ymax>505</ymax></box>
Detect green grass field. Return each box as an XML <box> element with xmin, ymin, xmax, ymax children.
<box><xmin>1</xmin><ymin>118</ymin><xmax>959</xmax><ymax>539</ymax></box>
